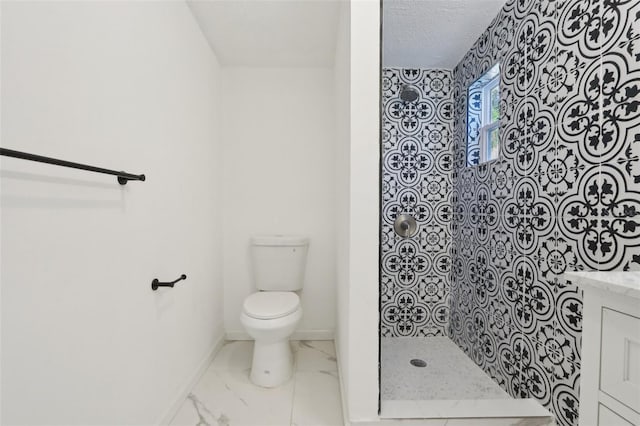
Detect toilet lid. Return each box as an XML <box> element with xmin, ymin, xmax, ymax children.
<box><xmin>243</xmin><ymin>292</ymin><xmax>300</xmax><ymax>320</ymax></box>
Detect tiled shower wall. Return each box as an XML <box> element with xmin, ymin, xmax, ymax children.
<box><xmin>381</xmin><ymin>69</ymin><xmax>454</xmax><ymax>337</ymax></box>
<box><xmin>449</xmin><ymin>1</ymin><xmax>640</xmax><ymax>426</ymax></box>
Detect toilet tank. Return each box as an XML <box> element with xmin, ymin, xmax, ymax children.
<box><xmin>251</xmin><ymin>235</ymin><xmax>309</xmax><ymax>291</ymax></box>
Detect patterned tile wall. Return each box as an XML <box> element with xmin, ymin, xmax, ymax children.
<box><xmin>449</xmin><ymin>1</ymin><xmax>640</xmax><ymax>425</ymax></box>
<box><xmin>381</xmin><ymin>69</ymin><xmax>454</xmax><ymax>337</ymax></box>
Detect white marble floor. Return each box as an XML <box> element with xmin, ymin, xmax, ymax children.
<box><xmin>170</xmin><ymin>340</ymin><xmax>343</xmax><ymax>426</ymax></box>
<box><xmin>381</xmin><ymin>337</ymin><xmax>510</xmax><ymax>400</ymax></box>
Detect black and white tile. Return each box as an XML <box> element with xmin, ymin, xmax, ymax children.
<box><xmin>381</xmin><ymin>69</ymin><xmax>454</xmax><ymax>337</ymax></box>
<box><xmin>448</xmin><ymin>0</ymin><xmax>640</xmax><ymax>425</ymax></box>
<box><xmin>381</xmin><ymin>0</ymin><xmax>639</xmax><ymax>422</ymax></box>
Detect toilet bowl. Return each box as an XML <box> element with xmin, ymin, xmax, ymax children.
<box><xmin>240</xmin><ymin>291</ymin><xmax>302</xmax><ymax>387</ymax></box>
<box><xmin>241</xmin><ymin>235</ymin><xmax>309</xmax><ymax>388</ymax></box>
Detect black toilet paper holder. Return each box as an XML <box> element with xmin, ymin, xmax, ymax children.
<box><xmin>151</xmin><ymin>274</ymin><xmax>187</xmax><ymax>291</ymax></box>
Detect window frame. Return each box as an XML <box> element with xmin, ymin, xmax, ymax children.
<box><xmin>466</xmin><ymin>63</ymin><xmax>501</xmax><ymax>167</ymax></box>
<box><xmin>479</xmin><ymin>74</ymin><xmax>500</xmax><ymax>164</ymax></box>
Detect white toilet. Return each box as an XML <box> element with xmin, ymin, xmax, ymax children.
<box><xmin>240</xmin><ymin>235</ymin><xmax>308</xmax><ymax>388</ymax></box>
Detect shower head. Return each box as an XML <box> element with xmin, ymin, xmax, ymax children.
<box><xmin>400</xmin><ymin>84</ymin><xmax>420</xmax><ymax>102</ymax></box>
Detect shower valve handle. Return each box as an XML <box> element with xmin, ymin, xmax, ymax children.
<box><xmin>394</xmin><ymin>214</ymin><xmax>418</xmax><ymax>238</ymax></box>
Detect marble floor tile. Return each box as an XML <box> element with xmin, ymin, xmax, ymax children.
<box><xmin>169</xmin><ymin>392</ymin><xmax>226</xmax><ymax>426</ymax></box>
<box><xmin>170</xmin><ymin>340</ymin><xmax>343</xmax><ymax>426</ymax></box>
<box><xmin>292</xmin><ymin>340</ymin><xmax>338</xmax><ymax>372</ymax></box>
<box><xmin>171</xmin><ymin>367</ymin><xmax>295</xmax><ymax>426</ymax></box>
<box><xmin>291</xmin><ymin>371</ymin><xmax>343</xmax><ymax>426</ymax></box>
<box><xmin>208</xmin><ymin>341</ymin><xmax>253</xmax><ymax>371</ymax></box>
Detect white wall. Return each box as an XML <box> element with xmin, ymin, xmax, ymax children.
<box><xmin>220</xmin><ymin>67</ymin><xmax>336</xmax><ymax>338</ymax></box>
<box><xmin>333</xmin><ymin>0</ymin><xmax>352</xmax><ymax>417</ymax></box>
<box><xmin>0</xmin><ymin>2</ymin><xmax>224</xmax><ymax>424</ymax></box>
<box><xmin>336</xmin><ymin>0</ymin><xmax>381</xmax><ymax>423</ymax></box>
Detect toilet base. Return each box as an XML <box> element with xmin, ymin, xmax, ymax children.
<box><xmin>250</xmin><ymin>340</ymin><xmax>293</xmax><ymax>388</ymax></box>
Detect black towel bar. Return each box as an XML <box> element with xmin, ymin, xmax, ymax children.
<box><xmin>0</xmin><ymin>147</ymin><xmax>146</xmax><ymax>185</ymax></box>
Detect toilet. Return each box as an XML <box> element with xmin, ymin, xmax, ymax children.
<box><xmin>240</xmin><ymin>235</ymin><xmax>308</xmax><ymax>388</ymax></box>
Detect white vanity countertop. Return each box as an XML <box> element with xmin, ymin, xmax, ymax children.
<box><xmin>564</xmin><ymin>271</ymin><xmax>640</xmax><ymax>299</ymax></box>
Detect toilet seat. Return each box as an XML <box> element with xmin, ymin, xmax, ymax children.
<box><xmin>243</xmin><ymin>292</ymin><xmax>300</xmax><ymax>320</ymax></box>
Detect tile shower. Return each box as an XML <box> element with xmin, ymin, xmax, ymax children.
<box><xmin>381</xmin><ymin>68</ymin><xmax>454</xmax><ymax>338</ymax></box>
<box><xmin>380</xmin><ymin>1</ymin><xmax>640</xmax><ymax>425</ymax></box>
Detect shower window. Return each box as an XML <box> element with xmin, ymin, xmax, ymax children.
<box><xmin>467</xmin><ymin>63</ymin><xmax>500</xmax><ymax>166</ymax></box>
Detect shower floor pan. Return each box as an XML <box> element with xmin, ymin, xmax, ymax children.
<box><xmin>380</xmin><ymin>337</ymin><xmax>553</xmax><ymax>420</ymax></box>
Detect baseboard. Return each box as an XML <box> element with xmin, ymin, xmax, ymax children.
<box><xmin>225</xmin><ymin>329</ymin><xmax>335</xmax><ymax>341</ymax></box>
<box><xmin>156</xmin><ymin>332</ymin><xmax>226</xmax><ymax>425</ymax></box>
<box><xmin>334</xmin><ymin>337</ymin><xmax>352</xmax><ymax>426</ymax></box>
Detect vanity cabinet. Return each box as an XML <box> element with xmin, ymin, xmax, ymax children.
<box><xmin>565</xmin><ymin>271</ymin><xmax>640</xmax><ymax>426</ymax></box>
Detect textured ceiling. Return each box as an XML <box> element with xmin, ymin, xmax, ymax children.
<box><xmin>383</xmin><ymin>0</ymin><xmax>507</xmax><ymax>69</ymax></box>
<box><xmin>188</xmin><ymin>0</ymin><xmax>505</xmax><ymax>69</ymax></box>
<box><xmin>187</xmin><ymin>0</ymin><xmax>341</xmax><ymax>67</ymax></box>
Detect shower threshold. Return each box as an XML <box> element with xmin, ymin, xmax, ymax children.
<box><xmin>379</xmin><ymin>337</ymin><xmax>553</xmax><ymax>421</ymax></box>
<box><xmin>380</xmin><ymin>398</ymin><xmax>552</xmax><ymax>420</ymax></box>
